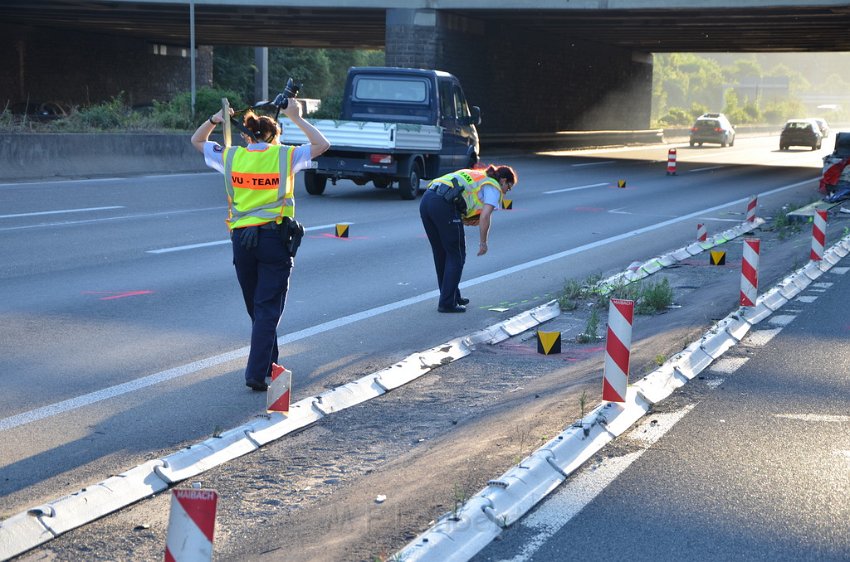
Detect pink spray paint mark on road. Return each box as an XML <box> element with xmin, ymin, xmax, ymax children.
<box><xmin>83</xmin><ymin>290</ymin><xmax>154</xmax><ymax>300</ymax></box>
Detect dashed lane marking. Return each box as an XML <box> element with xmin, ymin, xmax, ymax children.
<box><xmin>795</xmin><ymin>295</ymin><xmax>818</xmax><ymax>303</ymax></box>
<box><xmin>742</xmin><ymin>328</ymin><xmax>783</xmax><ymax>347</ymax></box>
<box><xmin>768</xmin><ymin>314</ymin><xmax>797</xmax><ymax>326</ymax></box>
<box><xmin>708</xmin><ymin>356</ymin><xmax>749</xmax><ymax>374</ymax></box>
<box><xmin>775</xmin><ymin>414</ymin><xmax>850</xmax><ymax>423</ymax></box>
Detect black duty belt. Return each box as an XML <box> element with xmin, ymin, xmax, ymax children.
<box><xmin>259</xmin><ymin>221</ymin><xmax>282</xmax><ymax>230</ymax></box>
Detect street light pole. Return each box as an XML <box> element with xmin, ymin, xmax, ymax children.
<box><xmin>189</xmin><ymin>0</ymin><xmax>196</xmax><ymax>118</ymax></box>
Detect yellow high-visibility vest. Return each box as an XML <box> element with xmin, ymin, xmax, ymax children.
<box><xmin>431</xmin><ymin>169</ymin><xmax>502</xmax><ymax>219</ymax></box>
<box><xmin>222</xmin><ymin>144</ymin><xmax>295</xmax><ymax>230</ymax></box>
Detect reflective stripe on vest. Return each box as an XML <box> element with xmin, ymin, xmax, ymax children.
<box><xmin>430</xmin><ymin>169</ymin><xmax>501</xmax><ymax>219</ymax></box>
<box><xmin>223</xmin><ymin>144</ymin><xmax>295</xmax><ymax>230</ymax></box>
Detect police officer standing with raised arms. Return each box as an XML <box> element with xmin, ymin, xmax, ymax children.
<box><xmin>191</xmin><ymin>89</ymin><xmax>330</xmax><ymax>391</ymax></box>
<box><xmin>420</xmin><ymin>165</ymin><xmax>517</xmax><ymax>313</ymax></box>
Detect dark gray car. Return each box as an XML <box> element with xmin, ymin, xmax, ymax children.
<box><xmin>779</xmin><ymin>120</ymin><xmax>822</xmax><ymax>151</ymax></box>
<box><xmin>689</xmin><ymin>114</ymin><xmax>735</xmax><ymax>147</ymax></box>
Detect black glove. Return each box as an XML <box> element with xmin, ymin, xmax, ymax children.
<box><xmin>239</xmin><ymin>226</ymin><xmax>259</xmax><ymax>250</ymax></box>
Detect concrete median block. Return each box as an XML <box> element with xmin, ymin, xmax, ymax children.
<box><xmin>831</xmin><ymin>243</ymin><xmax>849</xmax><ymax>258</ymax></box>
<box><xmin>657</xmin><ymin>253</ymin><xmax>677</xmax><ymax>267</ymax></box>
<box><xmin>529</xmin><ymin>300</ymin><xmax>562</xmax><ymax>324</ymax></box>
<box><xmin>671</xmin><ymin>247</ymin><xmax>691</xmax><ymax>261</ymax></box>
<box><xmin>633</xmin><ymin>364</ymin><xmax>687</xmax><ymax>404</ymax></box>
<box><xmin>398</xmin><ymin>496</ymin><xmax>501</xmax><ymax>562</ymax></box>
<box><xmin>790</xmin><ymin>273</ymin><xmax>812</xmax><ymax>292</ymax></box>
<box><xmin>155</xmin><ymin>428</ymin><xmax>258</xmax><ymax>484</ymax></box>
<box><xmin>824</xmin><ymin>250</ymin><xmax>842</xmax><ymax>265</ymax></box>
<box><xmin>801</xmin><ymin>261</ymin><xmax>824</xmax><ymax>281</ymax></box>
<box><xmin>463</xmin><ymin>326</ymin><xmax>505</xmax><ymax>347</ymax></box>
<box><xmin>671</xmin><ymin>341</ymin><xmax>714</xmax><ymax>379</ymax></box>
<box><xmin>245</xmin><ymin>400</ymin><xmax>324</xmax><ymax>446</ymax></box>
<box><xmin>311</xmin><ymin>376</ymin><xmax>386</xmax><ymax>415</ymax></box>
<box><xmin>599</xmin><ymin>388</ymin><xmax>650</xmax><ymax>437</ymax></box>
<box><xmin>0</xmin><ymin>511</ymin><xmax>55</xmax><ymax>560</ymax></box>
<box><xmin>480</xmin><ymin>450</ymin><xmax>565</xmax><ymax>526</ymax></box>
<box><xmin>502</xmin><ymin>301</ymin><xmax>561</xmax><ymax>336</ymax></box>
<box><xmin>544</xmin><ymin>406</ymin><xmax>615</xmax><ymax>475</ymax></box>
<box><xmin>778</xmin><ymin>279</ymin><xmax>802</xmax><ymax>300</ymax></box>
<box><xmin>741</xmin><ymin>302</ymin><xmax>773</xmax><ymax>325</ymax></box>
<box><xmin>17</xmin><ymin>460</ymin><xmax>169</xmax><ymax>539</ymax></box>
<box><xmin>759</xmin><ymin>286</ymin><xmax>788</xmax><ymax>311</ymax></box>
<box><xmin>640</xmin><ymin>259</ymin><xmax>664</xmax><ymax>275</ymax></box>
<box><xmin>700</xmin><ymin>322</ymin><xmax>739</xmax><ymax>359</ymax></box>
<box><xmin>685</xmin><ymin>242</ymin><xmax>704</xmax><ymax>256</ymax></box>
<box><xmin>723</xmin><ymin>313</ymin><xmax>752</xmax><ymax>341</ymax></box>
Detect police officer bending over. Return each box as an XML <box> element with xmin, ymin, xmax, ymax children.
<box><xmin>191</xmin><ymin>99</ymin><xmax>330</xmax><ymax>391</ymax></box>
<box><xmin>420</xmin><ymin>165</ymin><xmax>517</xmax><ymax>313</ymax></box>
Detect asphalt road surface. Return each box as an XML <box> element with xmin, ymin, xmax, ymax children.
<box><xmin>0</xmin><ymin>133</ymin><xmax>839</xmax><ymax>559</ymax></box>
<box><xmin>475</xmin><ymin>245</ymin><xmax>850</xmax><ymax>562</ymax></box>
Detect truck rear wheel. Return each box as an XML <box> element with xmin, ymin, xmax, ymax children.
<box><xmin>304</xmin><ymin>171</ymin><xmax>326</xmax><ymax>195</ymax></box>
<box><xmin>398</xmin><ymin>162</ymin><xmax>421</xmax><ymax>200</ymax></box>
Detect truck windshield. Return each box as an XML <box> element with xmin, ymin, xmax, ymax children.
<box><xmin>354</xmin><ymin>77</ymin><xmax>428</xmax><ymax>103</ymax></box>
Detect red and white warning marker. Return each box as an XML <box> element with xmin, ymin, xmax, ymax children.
<box><xmin>164</xmin><ymin>488</ymin><xmax>218</xmax><ymax>562</ymax></box>
<box><xmin>266</xmin><ymin>363</ymin><xmax>292</xmax><ymax>413</ymax></box>
<box><xmin>602</xmin><ymin>298</ymin><xmax>634</xmax><ymax>403</ymax></box>
<box><xmin>666</xmin><ymin>148</ymin><xmax>677</xmax><ymax>175</ymax></box>
<box><xmin>810</xmin><ymin>209</ymin><xmax>827</xmax><ymax>261</ymax></box>
<box><xmin>697</xmin><ymin>223</ymin><xmax>707</xmax><ymax>242</ymax></box>
<box><xmin>746</xmin><ymin>195</ymin><xmax>758</xmax><ymax>223</ymax></box>
<box><xmin>740</xmin><ymin>238</ymin><xmax>761</xmax><ymax>306</ymax></box>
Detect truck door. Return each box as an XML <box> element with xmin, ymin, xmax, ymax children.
<box><xmin>453</xmin><ymin>84</ymin><xmax>478</xmax><ymax>169</ymax></box>
<box><xmin>438</xmin><ymin>78</ymin><xmax>463</xmax><ymax>172</ymax></box>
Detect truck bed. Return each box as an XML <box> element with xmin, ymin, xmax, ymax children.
<box><xmin>280</xmin><ymin>118</ymin><xmax>442</xmax><ymax>152</ymax></box>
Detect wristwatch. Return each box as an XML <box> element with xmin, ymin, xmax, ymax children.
<box><xmin>208</xmin><ymin>116</ymin><xmax>219</xmax><ymax>125</ymax></box>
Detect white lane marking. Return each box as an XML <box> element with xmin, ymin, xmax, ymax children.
<box><xmin>831</xmin><ymin>267</ymin><xmax>850</xmax><ymax>275</ymax></box>
<box><xmin>768</xmin><ymin>314</ymin><xmax>797</xmax><ymax>326</ymax></box>
<box><xmin>705</xmin><ymin>378</ymin><xmax>724</xmax><ymax>389</ymax></box>
<box><xmin>796</xmin><ymin>295</ymin><xmax>818</xmax><ymax>303</ymax></box>
<box><xmin>690</xmin><ymin>165</ymin><xmax>726</xmax><ymax>173</ymax></box>
<box><xmin>543</xmin><ymin>182</ymin><xmax>608</xmax><ymax>194</ymax></box>
<box><xmin>775</xmin><ymin>414</ymin><xmax>850</xmax><ymax>423</ymax></box>
<box><xmin>0</xmin><ymin>171</ymin><xmax>218</xmax><ymax>188</ymax></box>
<box><xmin>708</xmin><ymin>357</ymin><xmax>749</xmax><ymax>374</ymax></box>
<box><xmin>0</xmin><ymin>180</ymin><xmax>814</xmax><ymax>431</ymax></box>
<box><xmin>743</xmin><ymin>328</ymin><xmax>782</xmax><ymax>347</ymax></box>
<box><xmin>502</xmin><ymin>407</ymin><xmax>694</xmax><ymax>562</ymax></box>
<box><xmin>812</xmin><ymin>282</ymin><xmax>833</xmax><ymax>289</ymax></box>
<box><xmin>0</xmin><ymin>206</ymin><xmax>125</xmax><ymax>219</ymax></box>
<box><xmin>572</xmin><ymin>161</ymin><xmax>615</xmax><ymax>167</ymax></box>
<box><xmin>0</xmin><ymin>206</ymin><xmax>225</xmax><ymax>233</ymax></box>
<box><xmin>146</xmin><ymin>223</ymin><xmax>340</xmax><ymax>254</ymax></box>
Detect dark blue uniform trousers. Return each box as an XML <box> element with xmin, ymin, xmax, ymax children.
<box><xmin>420</xmin><ymin>189</ymin><xmax>466</xmax><ymax>309</ymax></box>
<box><xmin>231</xmin><ymin>227</ymin><xmax>293</xmax><ymax>385</ymax></box>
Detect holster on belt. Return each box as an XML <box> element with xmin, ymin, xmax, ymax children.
<box><xmin>280</xmin><ymin>216</ymin><xmax>305</xmax><ymax>257</ymax></box>
<box><xmin>432</xmin><ymin>178</ymin><xmax>467</xmax><ymax>215</ymax></box>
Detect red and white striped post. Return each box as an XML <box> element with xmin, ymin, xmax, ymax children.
<box><xmin>810</xmin><ymin>209</ymin><xmax>828</xmax><ymax>261</ymax></box>
<box><xmin>740</xmin><ymin>238</ymin><xmax>761</xmax><ymax>306</ymax></box>
<box><xmin>164</xmin><ymin>488</ymin><xmax>218</xmax><ymax>562</ymax></box>
<box><xmin>267</xmin><ymin>363</ymin><xmax>291</xmax><ymax>413</ymax></box>
<box><xmin>697</xmin><ymin>223</ymin><xmax>707</xmax><ymax>242</ymax></box>
<box><xmin>602</xmin><ymin>298</ymin><xmax>634</xmax><ymax>403</ymax></box>
<box><xmin>746</xmin><ymin>195</ymin><xmax>758</xmax><ymax>223</ymax></box>
<box><xmin>666</xmin><ymin>148</ymin><xmax>677</xmax><ymax>175</ymax></box>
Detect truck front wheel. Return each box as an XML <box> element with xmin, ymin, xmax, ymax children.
<box><xmin>398</xmin><ymin>162</ymin><xmax>421</xmax><ymax>200</ymax></box>
<box><xmin>304</xmin><ymin>171</ymin><xmax>327</xmax><ymax>196</ymax></box>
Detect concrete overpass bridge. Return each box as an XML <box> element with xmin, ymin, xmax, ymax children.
<box><xmin>3</xmin><ymin>1</ymin><xmax>850</xmax><ymax>134</ymax></box>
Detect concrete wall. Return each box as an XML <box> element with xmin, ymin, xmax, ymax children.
<box><xmin>385</xmin><ymin>9</ymin><xmax>653</xmax><ymax>135</ymax></box>
<box><xmin>0</xmin><ymin>25</ymin><xmax>212</xmax><ymax>112</ymax></box>
<box><xmin>0</xmin><ymin>133</ymin><xmax>208</xmax><ymax>180</ymax></box>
